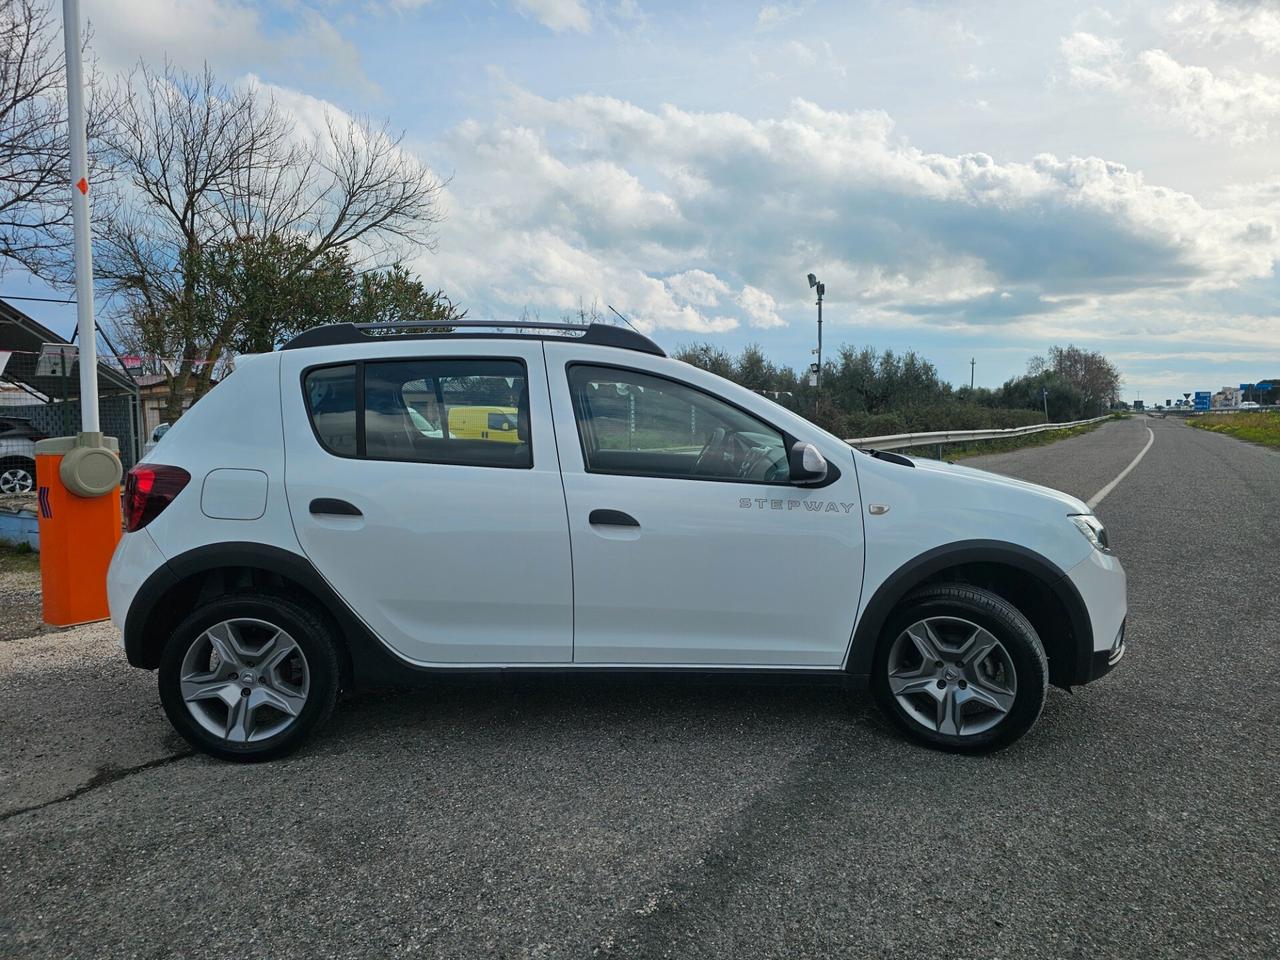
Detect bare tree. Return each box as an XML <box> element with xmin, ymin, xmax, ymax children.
<box><xmin>99</xmin><ymin>62</ymin><xmax>447</xmax><ymax>420</ymax></box>
<box><xmin>0</xmin><ymin>0</ymin><xmax>102</xmax><ymax>278</ymax></box>
<box><xmin>1027</xmin><ymin>344</ymin><xmax>1122</xmax><ymax>411</ymax></box>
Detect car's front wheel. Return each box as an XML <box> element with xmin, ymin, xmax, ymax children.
<box><xmin>158</xmin><ymin>593</ymin><xmax>341</xmax><ymax>761</ymax></box>
<box><xmin>872</xmin><ymin>584</ymin><xmax>1048</xmax><ymax>752</ymax></box>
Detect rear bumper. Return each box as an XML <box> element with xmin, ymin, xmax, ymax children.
<box><xmin>106</xmin><ymin>529</ymin><xmax>169</xmax><ymax>645</ymax></box>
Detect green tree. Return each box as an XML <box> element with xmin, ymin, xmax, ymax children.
<box><xmin>673</xmin><ymin>342</ymin><xmax>735</xmax><ymax>380</ymax></box>
<box><xmin>194</xmin><ymin>236</ymin><xmax>464</xmax><ymax>357</ymax></box>
<box><xmin>349</xmin><ymin>264</ymin><xmax>465</xmax><ymax>327</ymax></box>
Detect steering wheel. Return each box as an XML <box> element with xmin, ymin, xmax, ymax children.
<box><xmin>692</xmin><ymin>427</ymin><xmax>729</xmax><ymax>476</ymax></box>
<box><xmin>736</xmin><ymin>444</ymin><xmax>768</xmax><ymax>479</ymax></box>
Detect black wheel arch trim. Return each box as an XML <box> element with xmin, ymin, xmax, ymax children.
<box><xmin>123</xmin><ymin>541</ymin><xmax>409</xmax><ymax>685</ymax></box>
<box><xmin>842</xmin><ymin>539</ymin><xmax>1094</xmax><ymax>686</ymax></box>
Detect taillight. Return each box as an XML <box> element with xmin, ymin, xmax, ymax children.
<box><xmin>124</xmin><ymin>464</ymin><xmax>191</xmax><ymax>532</ymax></box>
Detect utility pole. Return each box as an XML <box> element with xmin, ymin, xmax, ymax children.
<box><xmin>970</xmin><ymin>357</ymin><xmax>975</xmax><ymax>391</ymax></box>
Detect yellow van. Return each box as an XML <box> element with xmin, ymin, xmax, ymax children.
<box><xmin>447</xmin><ymin>406</ymin><xmax>521</xmax><ymax>443</ymax></box>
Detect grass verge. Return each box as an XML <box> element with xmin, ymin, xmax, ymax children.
<box><xmin>1187</xmin><ymin>412</ymin><xmax>1280</xmax><ymax>450</ymax></box>
<box><xmin>0</xmin><ymin>540</ymin><xmax>40</xmax><ymax>574</ymax></box>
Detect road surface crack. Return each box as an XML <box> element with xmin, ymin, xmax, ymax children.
<box><xmin>0</xmin><ymin>751</ymin><xmax>193</xmax><ymax>823</ymax></box>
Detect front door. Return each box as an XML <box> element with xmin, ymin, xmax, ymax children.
<box><xmin>544</xmin><ymin>346</ymin><xmax>864</xmax><ymax>667</ymax></box>
<box><xmin>281</xmin><ymin>342</ymin><xmax>573</xmax><ymax>665</ymax></box>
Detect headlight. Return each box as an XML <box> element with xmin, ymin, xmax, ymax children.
<box><xmin>1069</xmin><ymin>514</ymin><xmax>1110</xmax><ymax>551</ymax></box>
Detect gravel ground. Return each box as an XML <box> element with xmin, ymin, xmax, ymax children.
<box><xmin>0</xmin><ymin>549</ymin><xmax>46</xmax><ymax>641</ymax></box>
<box><xmin>0</xmin><ymin>415</ymin><xmax>1276</xmax><ymax>959</ymax></box>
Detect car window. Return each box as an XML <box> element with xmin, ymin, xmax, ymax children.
<box><xmin>305</xmin><ymin>359</ymin><xmax>531</xmax><ymax>468</ymax></box>
<box><xmin>366</xmin><ymin>359</ymin><xmax>529</xmax><ymax>468</ymax></box>
<box><xmin>304</xmin><ymin>365</ymin><xmax>358</xmax><ymax>456</ymax></box>
<box><xmin>567</xmin><ymin>364</ymin><xmax>788</xmax><ymax>483</ymax></box>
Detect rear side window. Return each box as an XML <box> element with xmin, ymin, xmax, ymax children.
<box><xmin>304</xmin><ymin>359</ymin><xmax>531</xmax><ymax>469</ymax></box>
<box><xmin>304</xmin><ymin>365</ymin><xmax>357</xmax><ymax>456</ymax></box>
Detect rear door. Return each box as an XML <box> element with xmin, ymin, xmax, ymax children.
<box><xmin>280</xmin><ymin>340</ymin><xmax>573</xmax><ymax>665</ymax></box>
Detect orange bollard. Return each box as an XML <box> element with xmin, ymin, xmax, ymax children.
<box><xmin>34</xmin><ymin>438</ymin><xmax>122</xmax><ymax>627</ymax></box>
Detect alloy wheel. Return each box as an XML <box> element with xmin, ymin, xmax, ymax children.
<box><xmin>885</xmin><ymin>616</ymin><xmax>1017</xmax><ymax>737</ymax></box>
<box><xmin>0</xmin><ymin>467</ymin><xmax>34</xmax><ymax>494</ymax></box>
<box><xmin>178</xmin><ymin>618</ymin><xmax>311</xmax><ymax>743</ymax></box>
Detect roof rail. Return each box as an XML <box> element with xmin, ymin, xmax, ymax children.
<box><xmin>280</xmin><ymin>320</ymin><xmax>665</xmax><ymax>357</ymax></box>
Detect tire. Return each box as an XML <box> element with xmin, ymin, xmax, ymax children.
<box><xmin>158</xmin><ymin>592</ymin><xmax>341</xmax><ymax>762</ymax></box>
<box><xmin>0</xmin><ymin>457</ymin><xmax>36</xmax><ymax>494</ymax></box>
<box><xmin>871</xmin><ymin>583</ymin><xmax>1048</xmax><ymax>753</ymax></box>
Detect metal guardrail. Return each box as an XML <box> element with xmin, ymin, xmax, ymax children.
<box><xmin>846</xmin><ymin>416</ymin><xmax>1110</xmax><ymax>451</ymax></box>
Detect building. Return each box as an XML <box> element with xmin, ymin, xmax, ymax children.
<box><xmin>1212</xmin><ymin>386</ymin><xmax>1241</xmax><ymax>409</ymax></box>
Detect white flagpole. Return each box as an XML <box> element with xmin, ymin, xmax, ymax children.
<box><xmin>62</xmin><ymin>0</ymin><xmax>99</xmax><ymax>435</ymax></box>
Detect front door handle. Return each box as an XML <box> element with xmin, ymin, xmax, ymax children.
<box><xmin>589</xmin><ymin>509</ymin><xmax>639</xmax><ymax>527</ymax></box>
<box><xmin>310</xmin><ymin>497</ymin><xmax>362</xmax><ymax>517</ymax></box>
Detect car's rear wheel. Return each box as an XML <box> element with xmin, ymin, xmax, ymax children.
<box><xmin>872</xmin><ymin>584</ymin><xmax>1048</xmax><ymax>752</ymax></box>
<box><xmin>158</xmin><ymin>593</ymin><xmax>341</xmax><ymax>762</ymax></box>
<box><xmin>0</xmin><ymin>457</ymin><xmax>36</xmax><ymax>494</ymax></box>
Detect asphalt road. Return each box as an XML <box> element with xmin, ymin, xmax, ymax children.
<box><xmin>1</xmin><ymin>416</ymin><xmax>1276</xmax><ymax>959</ymax></box>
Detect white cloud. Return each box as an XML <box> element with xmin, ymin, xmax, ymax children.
<box><xmin>1167</xmin><ymin>1</ymin><xmax>1280</xmax><ymax>55</ymax></box>
<box><xmin>425</xmin><ymin>86</ymin><xmax>1280</xmax><ymax>342</ymax></box>
<box><xmin>737</xmin><ymin>285</ymin><xmax>786</xmax><ymax>329</ymax></box>
<box><xmin>1136</xmin><ymin>49</ymin><xmax>1280</xmax><ymax>143</ymax></box>
<box><xmin>756</xmin><ymin>3</ymin><xmax>807</xmax><ymax>32</ymax></box>
<box><xmin>1061</xmin><ymin>29</ymin><xmax>1280</xmax><ymax>143</ymax></box>
<box><xmin>513</xmin><ymin>0</ymin><xmax>592</xmax><ymax>34</ymax></box>
<box><xmin>751</xmin><ymin>39</ymin><xmax>847</xmax><ymax>82</ymax></box>
<box><xmin>666</xmin><ymin>269</ymin><xmax>731</xmax><ymax>307</ymax></box>
<box><xmin>85</xmin><ymin>0</ymin><xmax>378</xmax><ymax>97</ymax></box>
<box><xmin>1060</xmin><ymin>31</ymin><xmax>1126</xmax><ymax>89</ymax></box>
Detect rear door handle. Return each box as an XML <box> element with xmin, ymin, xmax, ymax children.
<box><xmin>589</xmin><ymin>509</ymin><xmax>639</xmax><ymax>527</ymax></box>
<box><xmin>310</xmin><ymin>497</ymin><xmax>362</xmax><ymax>517</ymax></box>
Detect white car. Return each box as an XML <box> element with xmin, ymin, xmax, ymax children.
<box><xmin>107</xmin><ymin>321</ymin><xmax>1127</xmax><ymax>761</ymax></box>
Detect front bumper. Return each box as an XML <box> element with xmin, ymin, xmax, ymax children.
<box><xmin>1064</xmin><ymin>547</ymin><xmax>1127</xmax><ymax>685</ymax></box>
<box><xmin>1084</xmin><ymin>618</ymin><xmax>1126</xmax><ymax>682</ymax></box>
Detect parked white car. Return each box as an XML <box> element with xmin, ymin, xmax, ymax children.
<box><xmin>0</xmin><ymin>416</ymin><xmax>46</xmax><ymax>494</ymax></box>
<box><xmin>107</xmin><ymin>321</ymin><xmax>1127</xmax><ymax>761</ymax></box>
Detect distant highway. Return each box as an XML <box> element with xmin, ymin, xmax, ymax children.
<box><xmin>1</xmin><ymin>415</ymin><xmax>1276</xmax><ymax>959</ymax></box>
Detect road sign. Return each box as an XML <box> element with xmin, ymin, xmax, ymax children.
<box><xmin>1194</xmin><ymin>390</ymin><xmax>1211</xmax><ymax>411</ymax></box>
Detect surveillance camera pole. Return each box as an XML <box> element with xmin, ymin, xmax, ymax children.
<box><xmin>815</xmin><ymin>285</ymin><xmax>823</xmax><ymax>396</ymax></box>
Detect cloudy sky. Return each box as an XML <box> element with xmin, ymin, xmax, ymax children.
<box><xmin>15</xmin><ymin>0</ymin><xmax>1280</xmax><ymax>400</ymax></box>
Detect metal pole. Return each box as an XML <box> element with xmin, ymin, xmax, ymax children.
<box><xmin>816</xmin><ymin>291</ymin><xmax>823</xmax><ymax>396</ymax></box>
<box><xmin>970</xmin><ymin>358</ymin><xmax>975</xmax><ymax>390</ymax></box>
<box><xmin>62</xmin><ymin>0</ymin><xmax>99</xmax><ymax>435</ymax></box>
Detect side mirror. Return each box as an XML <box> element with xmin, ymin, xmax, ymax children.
<box><xmin>788</xmin><ymin>441</ymin><xmax>827</xmax><ymax>484</ymax></box>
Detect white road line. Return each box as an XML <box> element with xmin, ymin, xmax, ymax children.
<box><xmin>1087</xmin><ymin>426</ymin><xmax>1155</xmax><ymax>510</ymax></box>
